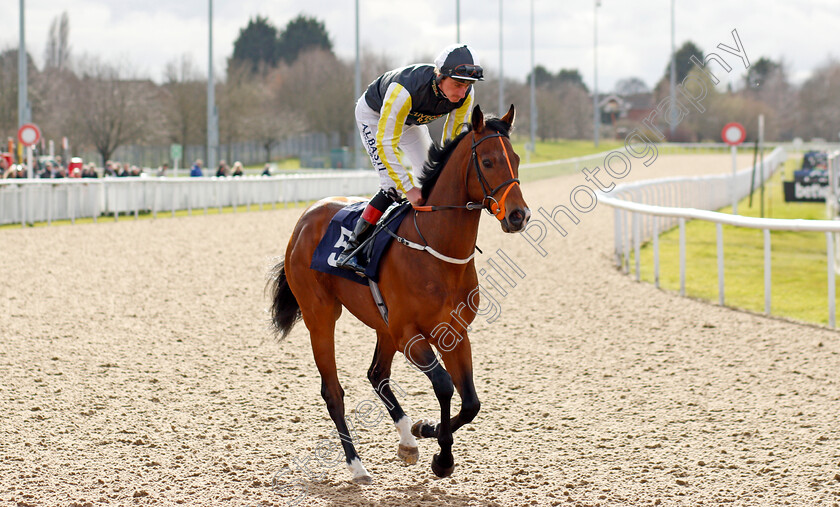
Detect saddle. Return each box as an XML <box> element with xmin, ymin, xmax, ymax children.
<box><xmin>310</xmin><ymin>200</ymin><xmax>412</xmax><ymax>286</ymax></box>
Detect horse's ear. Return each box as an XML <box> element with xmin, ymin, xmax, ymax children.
<box><xmin>471</xmin><ymin>104</ymin><xmax>485</xmax><ymax>132</ymax></box>
<box><xmin>501</xmin><ymin>104</ymin><xmax>515</xmax><ymax>128</ymax></box>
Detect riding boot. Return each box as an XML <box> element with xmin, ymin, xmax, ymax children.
<box><xmin>335</xmin><ymin>217</ymin><xmax>374</xmax><ymax>273</ymax></box>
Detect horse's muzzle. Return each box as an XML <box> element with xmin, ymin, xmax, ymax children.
<box><xmin>501</xmin><ymin>207</ymin><xmax>530</xmax><ymax>233</ymax></box>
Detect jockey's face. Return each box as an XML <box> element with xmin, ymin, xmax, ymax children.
<box><xmin>439</xmin><ymin>77</ymin><xmax>472</xmax><ymax>103</ymax></box>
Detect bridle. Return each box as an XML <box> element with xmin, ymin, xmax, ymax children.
<box><xmin>413</xmin><ymin>130</ymin><xmax>520</xmax><ymax>222</ymax></box>
<box><xmin>389</xmin><ymin>128</ymin><xmax>521</xmax><ymax>265</ymax></box>
<box><xmin>468</xmin><ymin>131</ymin><xmax>520</xmax><ymax>220</ymax></box>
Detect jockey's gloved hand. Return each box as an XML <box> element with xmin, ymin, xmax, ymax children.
<box><xmin>406</xmin><ymin>187</ymin><xmax>424</xmax><ymax>206</ymax></box>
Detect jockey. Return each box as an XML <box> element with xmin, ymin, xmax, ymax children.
<box><xmin>336</xmin><ymin>44</ymin><xmax>484</xmax><ymax>273</ymax></box>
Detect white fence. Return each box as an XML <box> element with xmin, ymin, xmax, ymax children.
<box><xmin>0</xmin><ymin>147</ymin><xmax>652</xmax><ymax>226</ymax></box>
<box><xmin>599</xmin><ymin>147</ymin><xmax>840</xmax><ymax>328</ymax></box>
<box><xmin>605</xmin><ymin>146</ymin><xmax>788</xmax><ymax>258</ymax></box>
<box><xmin>3</xmin><ymin>142</ymin><xmax>836</xmax><ymax>229</ymax></box>
<box><xmin>0</xmin><ymin>171</ymin><xmax>380</xmax><ymax>226</ymax></box>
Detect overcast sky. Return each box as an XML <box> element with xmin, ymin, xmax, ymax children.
<box><xmin>4</xmin><ymin>0</ymin><xmax>839</xmax><ymax>94</ymax></box>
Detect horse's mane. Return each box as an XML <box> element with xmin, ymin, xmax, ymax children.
<box><xmin>418</xmin><ymin>117</ymin><xmax>512</xmax><ymax>201</ymax></box>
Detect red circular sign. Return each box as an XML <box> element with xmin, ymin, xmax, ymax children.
<box><xmin>17</xmin><ymin>123</ymin><xmax>41</xmax><ymax>147</ymax></box>
<box><xmin>721</xmin><ymin>122</ymin><xmax>746</xmax><ymax>146</ymax></box>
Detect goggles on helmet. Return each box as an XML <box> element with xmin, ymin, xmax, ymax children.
<box><xmin>443</xmin><ymin>63</ymin><xmax>484</xmax><ymax>81</ymax></box>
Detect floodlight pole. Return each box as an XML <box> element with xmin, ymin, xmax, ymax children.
<box><xmin>529</xmin><ymin>0</ymin><xmax>536</xmax><ymax>159</ymax></box>
<box><xmin>498</xmin><ymin>0</ymin><xmax>504</xmax><ymax>116</ymax></box>
<box><xmin>354</xmin><ymin>0</ymin><xmax>362</xmax><ymax>167</ymax></box>
<box><xmin>593</xmin><ymin>0</ymin><xmax>600</xmax><ymax>147</ymax></box>
<box><xmin>669</xmin><ymin>0</ymin><xmax>676</xmax><ymax>139</ymax></box>
<box><xmin>18</xmin><ymin>0</ymin><xmax>30</xmax><ymax>129</ymax></box>
<box><xmin>456</xmin><ymin>0</ymin><xmax>461</xmax><ymax>42</ymax></box>
<box><xmin>207</xmin><ymin>0</ymin><xmax>218</xmax><ymax>172</ymax></box>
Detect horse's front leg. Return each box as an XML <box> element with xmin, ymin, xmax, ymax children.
<box><xmin>404</xmin><ymin>337</ymin><xmax>456</xmax><ymax>478</ymax></box>
<box><xmin>444</xmin><ymin>337</ymin><xmax>480</xmax><ymax>433</ymax></box>
<box><xmin>411</xmin><ymin>337</ymin><xmax>480</xmax><ymax>437</ymax></box>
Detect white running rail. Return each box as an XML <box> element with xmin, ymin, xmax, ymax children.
<box><xmin>597</xmin><ymin>147</ymin><xmax>840</xmax><ymax>329</ymax></box>
<box><xmin>0</xmin><ymin>171</ymin><xmax>380</xmax><ymax>226</ymax></box>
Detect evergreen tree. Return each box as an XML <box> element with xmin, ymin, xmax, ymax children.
<box><xmin>232</xmin><ymin>16</ymin><xmax>281</xmax><ymax>73</ymax></box>
<box><xmin>277</xmin><ymin>15</ymin><xmax>333</xmax><ymax>64</ymax></box>
<box><xmin>663</xmin><ymin>41</ymin><xmax>704</xmax><ymax>83</ymax></box>
<box><xmin>745</xmin><ymin>57</ymin><xmax>781</xmax><ymax>89</ymax></box>
<box><xmin>556</xmin><ymin>68</ymin><xmax>588</xmax><ymax>92</ymax></box>
<box><xmin>526</xmin><ymin>65</ymin><xmax>555</xmax><ymax>88</ymax></box>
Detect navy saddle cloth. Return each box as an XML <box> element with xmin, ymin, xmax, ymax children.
<box><xmin>310</xmin><ymin>201</ymin><xmax>411</xmax><ymax>285</ymax></box>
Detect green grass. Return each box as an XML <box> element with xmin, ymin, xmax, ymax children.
<box><xmin>634</xmin><ymin>157</ymin><xmax>837</xmax><ymax>326</ymax></box>
<box><xmin>511</xmin><ymin>139</ymin><xmax>624</xmax><ymax>164</ymax></box>
<box><xmin>249</xmin><ymin>140</ymin><xmax>621</xmax><ymax>174</ymax></box>
<box><xmin>261</xmin><ymin>158</ymin><xmax>302</xmax><ymax>171</ymax></box>
<box><xmin>510</xmin><ymin>139</ymin><xmax>624</xmax><ymax>183</ymax></box>
<box><xmin>657</xmin><ymin>144</ymin><xmax>757</xmax><ymax>156</ymax></box>
<box><xmin>265</xmin><ymin>140</ymin><xmax>622</xmax><ymax>170</ymax></box>
<box><xmin>277</xmin><ymin>159</ymin><xmax>300</xmax><ymax>170</ymax></box>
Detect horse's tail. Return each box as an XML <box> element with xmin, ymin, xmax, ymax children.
<box><xmin>266</xmin><ymin>258</ymin><xmax>301</xmax><ymax>340</ymax></box>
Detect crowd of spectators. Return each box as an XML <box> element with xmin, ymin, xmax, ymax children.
<box><xmin>2</xmin><ymin>156</ymin><xmax>271</xmax><ymax>180</ymax></box>
<box><xmin>202</xmin><ymin>159</ymin><xmax>247</xmax><ymax>178</ymax></box>
<box><xmin>2</xmin><ymin>156</ymin><xmax>137</xmax><ymax>179</ymax></box>
<box><xmin>102</xmin><ymin>161</ymin><xmax>143</xmax><ymax>177</ymax></box>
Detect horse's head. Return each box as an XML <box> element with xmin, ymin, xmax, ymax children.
<box><xmin>467</xmin><ymin>105</ymin><xmax>530</xmax><ymax>233</ymax></box>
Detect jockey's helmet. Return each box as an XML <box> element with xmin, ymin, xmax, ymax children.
<box><xmin>435</xmin><ymin>44</ymin><xmax>484</xmax><ymax>82</ymax></box>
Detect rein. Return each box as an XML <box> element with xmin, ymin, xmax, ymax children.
<box><xmin>396</xmin><ymin>129</ymin><xmax>519</xmax><ymax>265</ymax></box>
<box><xmin>412</xmin><ymin>131</ymin><xmax>520</xmax><ymax>220</ymax></box>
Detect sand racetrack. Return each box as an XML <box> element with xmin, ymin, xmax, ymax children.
<box><xmin>2</xmin><ymin>154</ymin><xmax>840</xmax><ymax>506</ymax></box>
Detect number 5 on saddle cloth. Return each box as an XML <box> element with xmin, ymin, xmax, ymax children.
<box><xmin>310</xmin><ymin>200</ymin><xmax>412</xmax><ymax>286</ymax></box>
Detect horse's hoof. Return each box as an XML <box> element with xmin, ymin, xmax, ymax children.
<box><xmin>431</xmin><ymin>453</ymin><xmax>455</xmax><ymax>478</ymax></box>
<box><xmin>347</xmin><ymin>458</ymin><xmax>371</xmax><ymax>484</ymax></box>
<box><xmin>410</xmin><ymin>419</ymin><xmax>429</xmax><ymax>437</ymax></box>
<box><xmin>398</xmin><ymin>444</ymin><xmax>419</xmax><ymax>464</ymax></box>
<box><xmin>352</xmin><ymin>474</ymin><xmax>373</xmax><ymax>485</ymax></box>
<box><xmin>411</xmin><ymin>419</ymin><xmax>437</xmax><ymax>439</ymax></box>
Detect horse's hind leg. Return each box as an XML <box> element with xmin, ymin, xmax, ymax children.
<box><xmin>308</xmin><ymin>316</ymin><xmax>372</xmax><ymax>484</ymax></box>
<box><xmin>367</xmin><ymin>332</ymin><xmax>419</xmax><ymax>464</ymax></box>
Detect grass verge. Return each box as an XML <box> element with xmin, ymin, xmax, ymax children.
<box><xmin>635</xmin><ymin>157</ymin><xmax>837</xmax><ymax>326</ymax></box>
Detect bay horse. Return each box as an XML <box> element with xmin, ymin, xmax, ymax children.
<box><xmin>267</xmin><ymin>104</ymin><xmax>529</xmax><ymax>483</ymax></box>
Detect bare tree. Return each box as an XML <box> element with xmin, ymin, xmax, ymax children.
<box><xmin>797</xmin><ymin>58</ymin><xmax>840</xmax><ymax>141</ymax></box>
<box><xmin>741</xmin><ymin>58</ymin><xmax>797</xmax><ymax>140</ymax></box>
<box><xmin>34</xmin><ymin>67</ymin><xmax>76</xmax><ymax>149</ymax></box>
<box><xmin>161</xmin><ymin>55</ymin><xmax>206</xmax><ymax>167</ymax></box>
<box><xmin>679</xmin><ymin>68</ymin><xmax>778</xmax><ymax>142</ymax></box>
<box><xmin>534</xmin><ymin>87</ymin><xmax>563</xmax><ymax>141</ymax></box>
<box><xmin>614</xmin><ymin>77</ymin><xmax>650</xmax><ymax>96</ymax></box>
<box><xmin>360</xmin><ymin>48</ymin><xmax>395</xmax><ymax>87</ymax></box>
<box><xmin>277</xmin><ymin>49</ymin><xmax>354</xmax><ymax>144</ymax></box>
<box><xmin>37</xmin><ymin>13</ymin><xmax>77</xmax><ymax>148</ymax></box>
<box><xmin>253</xmin><ymin>85</ymin><xmax>306</xmax><ymax>162</ymax></box>
<box><xmin>68</xmin><ymin>57</ymin><xmax>154</xmax><ymax>166</ymax></box>
<box><xmin>44</xmin><ymin>12</ymin><xmax>71</xmax><ymax>71</ymax></box>
<box><xmin>0</xmin><ymin>48</ymin><xmax>23</xmax><ymax>139</ymax></box>
<box><xmin>218</xmin><ymin>61</ymin><xmax>260</xmax><ymax>162</ymax></box>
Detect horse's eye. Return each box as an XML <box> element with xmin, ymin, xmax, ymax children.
<box><xmin>482</xmin><ymin>159</ymin><xmax>492</xmax><ymax>169</ymax></box>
